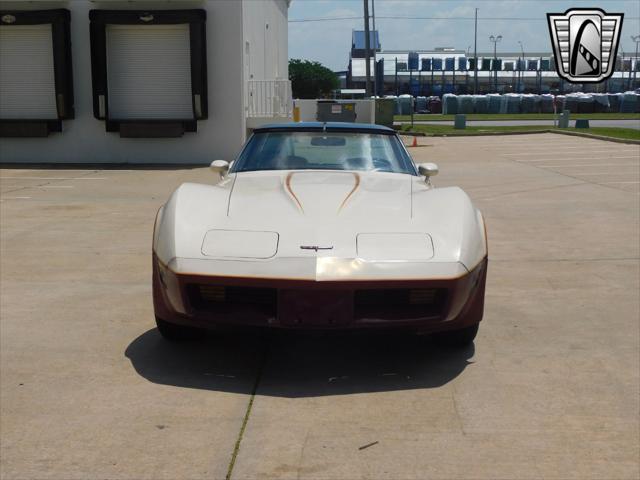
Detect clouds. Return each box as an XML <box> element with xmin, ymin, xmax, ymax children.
<box><xmin>288</xmin><ymin>0</ymin><xmax>640</xmax><ymax>71</ymax></box>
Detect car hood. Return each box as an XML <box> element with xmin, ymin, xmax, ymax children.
<box><xmin>228</xmin><ymin>170</ymin><xmax>413</xmax><ymax>222</ymax></box>
<box><xmin>154</xmin><ymin>174</ymin><xmax>487</xmax><ymax>279</ymax></box>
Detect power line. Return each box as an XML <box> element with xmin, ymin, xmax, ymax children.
<box><xmin>289</xmin><ymin>16</ymin><xmax>361</xmax><ymax>22</ymax></box>
<box><xmin>289</xmin><ymin>15</ymin><xmax>640</xmax><ymax>22</ymax></box>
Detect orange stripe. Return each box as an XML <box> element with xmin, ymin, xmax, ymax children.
<box><xmin>285</xmin><ymin>172</ymin><xmax>304</xmax><ymax>213</ymax></box>
<box><xmin>338</xmin><ymin>172</ymin><xmax>361</xmax><ymax>212</ymax></box>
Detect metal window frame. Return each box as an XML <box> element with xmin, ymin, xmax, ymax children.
<box><xmin>0</xmin><ymin>9</ymin><xmax>74</xmax><ymax>137</ymax></box>
<box><xmin>89</xmin><ymin>9</ymin><xmax>207</xmax><ymax>137</ymax></box>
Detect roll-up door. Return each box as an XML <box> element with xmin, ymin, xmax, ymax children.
<box><xmin>105</xmin><ymin>24</ymin><xmax>193</xmax><ymax>120</ymax></box>
<box><xmin>0</xmin><ymin>24</ymin><xmax>57</xmax><ymax>119</ymax></box>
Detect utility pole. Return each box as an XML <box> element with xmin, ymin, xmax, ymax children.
<box><xmin>473</xmin><ymin>8</ymin><xmax>478</xmax><ymax>94</ymax></box>
<box><xmin>518</xmin><ymin>41</ymin><xmax>524</xmax><ymax>93</ymax></box>
<box><xmin>620</xmin><ymin>47</ymin><xmax>625</xmax><ymax>92</ymax></box>
<box><xmin>363</xmin><ymin>0</ymin><xmax>372</xmax><ymax>97</ymax></box>
<box><xmin>395</xmin><ymin>57</ymin><xmax>398</xmax><ymax>95</ymax></box>
<box><xmin>372</xmin><ymin>0</ymin><xmax>377</xmax><ymax>96</ymax></box>
<box><xmin>489</xmin><ymin>34</ymin><xmax>502</xmax><ymax>93</ymax></box>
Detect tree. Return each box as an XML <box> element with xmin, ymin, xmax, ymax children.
<box><xmin>289</xmin><ymin>59</ymin><xmax>339</xmax><ymax>99</ymax></box>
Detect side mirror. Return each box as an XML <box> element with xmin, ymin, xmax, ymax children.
<box><xmin>418</xmin><ymin>163</ymin><xmax>439</xmax><ymax>182</ymax></box>
<box><xmin>210</xmin><ymin>160</ymin><xmax>230</xmax><ymax>176</ymax></box>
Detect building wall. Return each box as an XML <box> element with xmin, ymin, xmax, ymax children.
<box><xmin>0</xmin><ymin>0</ymin><xmax>253</xmax><ymax>164</ymax></box>
<box><xmin>241</xmin><ymin>0</ymin><xmax>288</xmax><ymax>82</ymax></box>
<box><xmin>240</xmin><ymin>0</ymin><xmax>290</xmax><ymax>132</ymax></box>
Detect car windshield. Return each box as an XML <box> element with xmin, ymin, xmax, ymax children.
<box><xmin>231</xmin><ymin>131</ymin><xmax>417</xmax><ymax>175</ymax></box>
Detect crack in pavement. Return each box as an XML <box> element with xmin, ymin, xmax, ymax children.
<box><xmin>225</xmin><ymin>340</ymin><xmax>269</xmax><ymax>480</ymax></box>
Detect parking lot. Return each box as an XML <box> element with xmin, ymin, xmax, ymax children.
<box><xmin>1</xmin><ymin>133</ymin><xmax>639</xmax><ymax>479</ymax></box>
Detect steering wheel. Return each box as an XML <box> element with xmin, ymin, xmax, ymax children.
<box><xmin>371</xmin><ymin>157</ymin><xmax>393</xmax><ymax>172</ymax></box>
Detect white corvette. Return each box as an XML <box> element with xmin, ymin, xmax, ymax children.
<box><xmin>153</xmin><ymin>123</ymin><xmax>487</xmax><ymax>346</ymax></box>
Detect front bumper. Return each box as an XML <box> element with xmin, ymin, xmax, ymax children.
<box><xmin>152</xmin><ymin>254</ymin><xmax>487</xmax><ymax>333</ymax></box>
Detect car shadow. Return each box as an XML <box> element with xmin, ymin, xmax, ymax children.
<box><xmin>125</xmin><ymin>328</ymin><xmax>475</xmax><ymax>398</ymax></box>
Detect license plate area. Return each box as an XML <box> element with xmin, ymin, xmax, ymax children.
<box><xmin>278</xmin><ymin>289</ymin><xmax>353</xmax><ymax>326</ymax></box>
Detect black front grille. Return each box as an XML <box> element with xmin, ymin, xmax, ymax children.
<box><xmin>354</xmin><ymin>288</ymin><xmax>447</xmax><ymax>319</ymax></box>
<box><xmin>188</xmin><ymin>284</ymin><xmax>277</xmax><ymax>315</ymax></box>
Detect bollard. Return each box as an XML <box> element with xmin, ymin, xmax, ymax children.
<box><xmin>454</xmin><ymin>114</ymin><xmax>466</xmax><ymax>130</ymax></box>
<box><xmin>558</xmin><ymin>110</ymin><xmax>570</xmax><ymax>128</ymax></box>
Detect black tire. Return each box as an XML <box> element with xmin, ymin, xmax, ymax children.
<box><xmin>155</xmin><ymin>316</ymin><xmax>201</xmax><ymax>341</ymax></box>
<box><xmin>433</xmin><ymin>323</ymin><xmax>479</xmax><ymax>348</ymax></box>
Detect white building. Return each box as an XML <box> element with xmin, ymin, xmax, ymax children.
<box><xmin>0</xmin><ymin>0</ymin><xmax>292</xmax><ymax>164</ymax></box>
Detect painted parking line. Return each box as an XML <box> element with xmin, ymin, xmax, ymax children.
<box><xmin>538</xmin><ymin>164</ymin><xmax>640</xmax><ymax>168</ymax></box>
<box><xmin>517</xmin><ymin>156</ymin><xmax>640</xmax><ymax>163</ymax></box>
<box><xmin>0</xmin><ymin>196</ymin><xmax>31</xmax><ymax>200</ymax></box>
<box><xmin>502</xmin><ymin>150</ymin><xmax>634</xmax><ymax>156</ymax></box>
<box><xmin>500</xmin><ymin>146</ymin><xmax>637</xmax><ymax>151</ymax></box>
<box><xmin>0</xmin><ymin>177</ymin><xmax>106</xmax><ymax>180</ymax></box>
<box><xmin>567</xmin><ymin>172</ymin><xmax>640</xmax><ymax>176</ymax></box>
<box><xmin>0</xmin><ymin>169</ymin><xmax>99</xmax><ymax>173</ymax></box>
<box><xmin>600</xmin><ymin>181</ymin><xmax>640</xmax><ymax>184</ymax></box>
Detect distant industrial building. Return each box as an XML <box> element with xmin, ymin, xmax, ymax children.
<box><xmin>347</xmin><ymin>31</ymin><xmax>640</xmax><ymax>96</ymax></box>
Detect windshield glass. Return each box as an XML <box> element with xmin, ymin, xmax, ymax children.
<box><xmin>231</xmin><ymin>131</ymin><xmax>417</xmax><ymax>175</ymax></box>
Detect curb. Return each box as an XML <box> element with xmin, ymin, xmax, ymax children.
<box><xmin>549</xmin><ymin>129</ymin><xmax>640</xmax><ymax>145</ymax></box>
<box><xmin>396</xmin><ymin>131</ymin><xmax>427</xmax><ymax>137</ymax></box>
<box><xmin>405</xmin><ymin>129</ymin><xmax>550</xmax><ymax>137</ymax></box>
<box><xmin>393</xmin><ymin>126</ymin><xmax>426</xmax><ymax>136</ymax></box>
<box><xmin>399</xmin><ymin>128</ymin><xmax>640</xmax><ymax>143</ymax></box>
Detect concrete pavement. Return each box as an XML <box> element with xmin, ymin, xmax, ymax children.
<box><xmin>1</xmin><ymin>134</ymin><xmax>639</xmax><ymax>479</ymax></box>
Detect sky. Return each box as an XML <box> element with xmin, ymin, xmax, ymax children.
<box><xmin>288</xmin><ymin>0</ymin><xmax>640</xmax><ymax>71</ymax></box>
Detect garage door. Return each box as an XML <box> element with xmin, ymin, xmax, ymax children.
<box><xmin>0</xmin><ymin>24</ymin><xmax>58</xmax><ymax>120</ymax></box>
<box><xmin>106</xmin><ymin>24</ymin><xmax>193</xmax><ymax>120</ymax></box>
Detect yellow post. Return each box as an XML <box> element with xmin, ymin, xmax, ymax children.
<box><xmin>293</xmin><ymin>106</ymin><xmax>300</xmax><ymax>122</ymax></box>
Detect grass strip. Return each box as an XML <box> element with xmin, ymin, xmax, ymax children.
<box><xmin>395</xmin><ymin>113</ymin><xmax>640</xmax><ymax>122</ymax></box>
<box><xmin>399</xmin><ymin>123</ymin><xmax>640</xmax><ymax>141</ymax></box>
<box><xmin>576</xmin><ymin>127</ymin><xmax>640</xmax><ymax>141</ymax></box>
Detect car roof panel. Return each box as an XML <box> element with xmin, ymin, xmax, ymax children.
<box><xmin>253</xmin><ymin>122</ymin><xmax>396</xmax><ymax>135</ymax></box>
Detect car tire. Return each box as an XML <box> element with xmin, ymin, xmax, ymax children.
<box><xmin>155</xmin><ymin>316</ymin><xmax>201</xmax><ymax>341</ymax></box>
<box><xmin>433</xmin><ymin>323</ymin><xmax>479</xmax><ymax>347</ymax></box>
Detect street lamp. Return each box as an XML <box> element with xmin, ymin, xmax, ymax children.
<box><xmin>489</xmin><ymin>35</ymin><xmax>502</xmax><ymax>92</ymax></box>
<box><xmin>620</xmin><ymin>45</ymin><xmax>625</xmax><ymax>92</ymax></box>
<box><xmin>518</xmin><ymin>40</ymin><xmax>524</xmax><ymax>93</ymax></box>
<box><xmin>632</xmin><ymin>35</ymin><xmax>640</xmax><ymax>90</ymax></box>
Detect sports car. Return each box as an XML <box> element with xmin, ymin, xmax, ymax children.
<box><xmin>152</xmin><ymin>123</ymin><xmax>487</xmax><ymax>346</ymax></box>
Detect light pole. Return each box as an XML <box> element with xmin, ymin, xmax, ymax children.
<box><xmin>372</xmin><ymin>0</ymin><xmax>377</xmax><ymax>96</ymax></box>
<box><xmin>473</xmin><ymin>8</ymin><xmax>478</xmax><ymax>94</ymax></box>
<box><xmin>620</xmin><ymin>46</ymin><xmax>625</xmax><ymax>92</ymax></box>
<box><xmin>466</xmin><ymin>46</ymin><xmax>471</xmax><ymax>93</ymax></box>
<box><xmin>518</xmin><ymin>40</ymin><xmax>524</xmax><ymax>93</ymax></box>
<box><xmin>363</xmin><ymin>0</ymin><xmax>371</xmax><ymax>97</ymax></box>
<box><xmin>489</xmin><ymin>34</ymin><xmax>502</xmax><ymax>93</ymax></box>
<box><xmin>632</xmin><ymin>35</ymin><xmax>640</xmax><ymax>90</ymax></box>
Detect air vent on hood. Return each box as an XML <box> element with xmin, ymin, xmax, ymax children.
<box><xmin>201</xmin><ymin>230</ymin><xmax>279</xmax><ymax>259</ymax></box>
<box><xmin>356</xmin><ymin>233</ymin><xmax>434</xmax><ymax>261</ymax></box>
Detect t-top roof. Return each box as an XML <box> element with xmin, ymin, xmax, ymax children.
<box><xmin>253</xmin><ymin>122</ymin><xmax>396</xmax><ymax>134</ymax></box>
